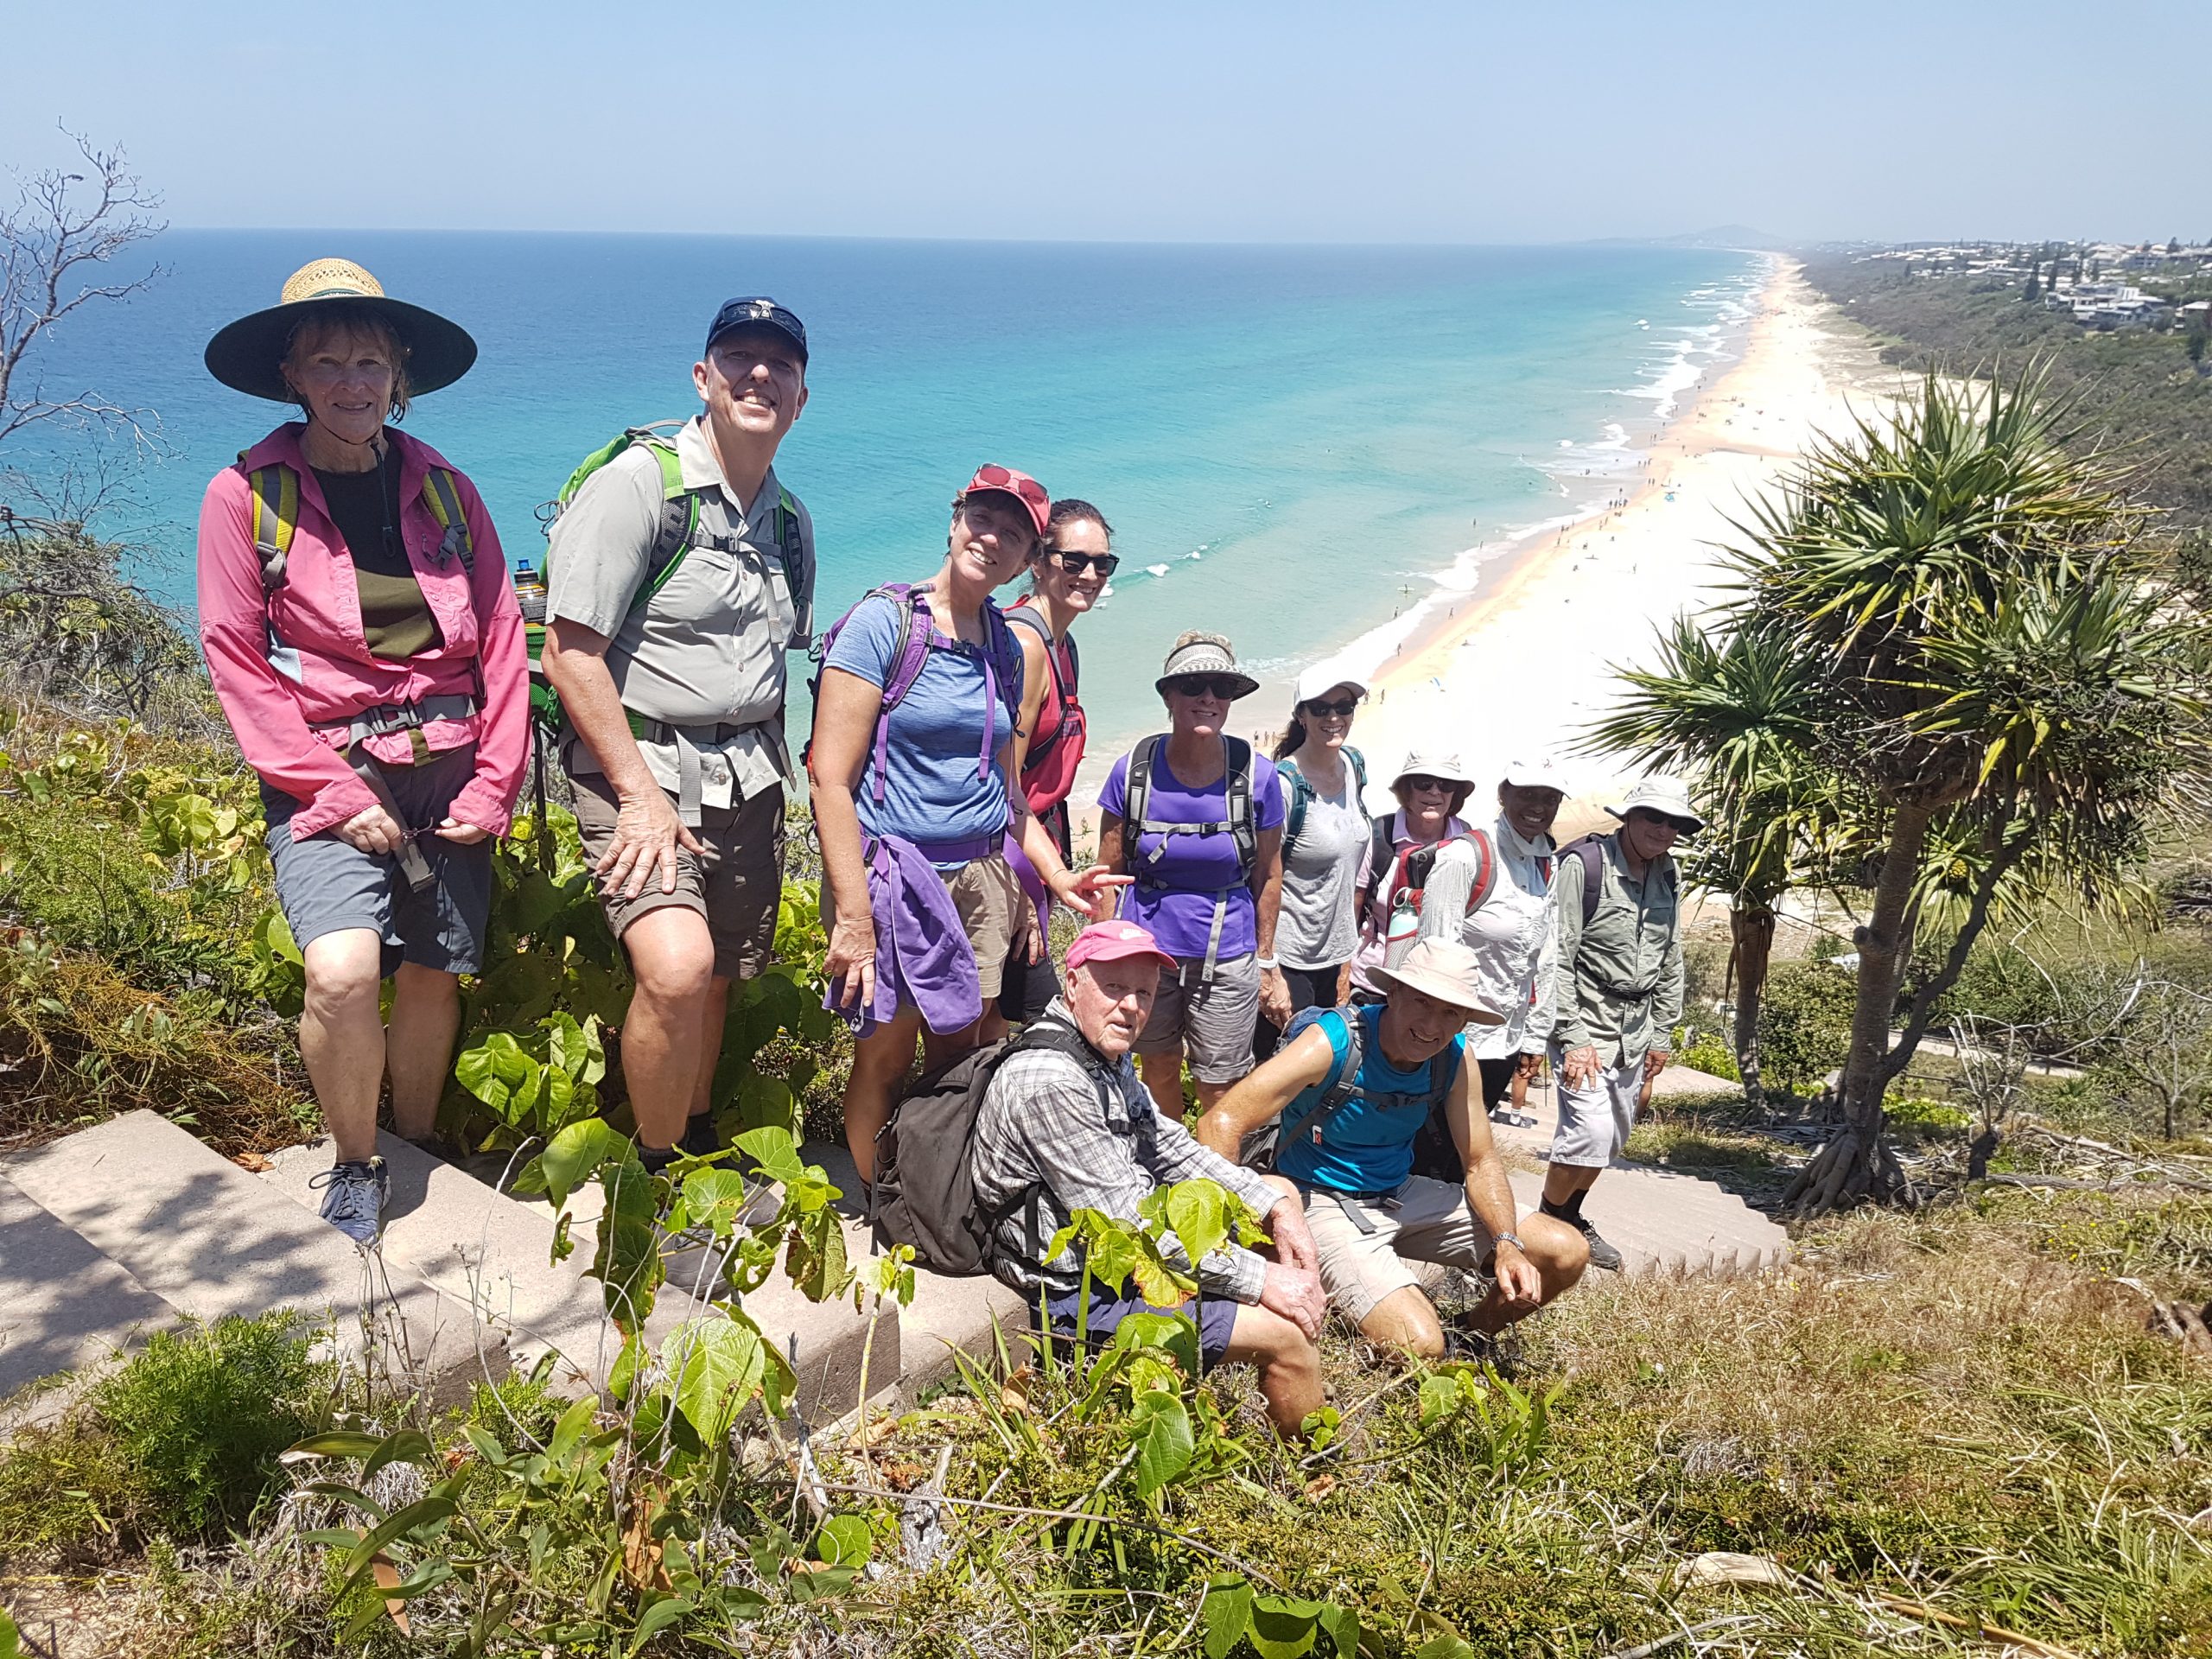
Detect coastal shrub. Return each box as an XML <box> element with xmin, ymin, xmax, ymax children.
<box><xmin>1753</xmin><ymin>963</ymin><xmax>1856</xmax><ymax>1091</ymax></box>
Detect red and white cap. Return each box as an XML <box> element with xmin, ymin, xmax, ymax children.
<box><xmin>961</xmin><ymin>464</ymin><xmax>1052</xmax><ymax>537</ymax></box>
<box><xmin>1065</xmin><ymin>919</ymin><xmax>1175</xmax><ymax>975</ymax></box>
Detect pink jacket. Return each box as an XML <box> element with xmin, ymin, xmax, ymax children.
<box><xmin>196</xmin><ymin>423</ymin><xmax>529</xmax><ymax>841</ymax></box>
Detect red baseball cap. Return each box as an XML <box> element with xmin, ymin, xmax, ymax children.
<box><xmin>960</xmin><ymin>464</ymin><xmax>1051</xmax><ymax>537</ymax></box>
<box><xmin>1065</xmin><ymin>919</ymin><xmax>1174</xmax><ymax>975</ymax></box>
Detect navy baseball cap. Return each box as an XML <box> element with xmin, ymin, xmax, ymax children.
<box><xmin>704</xmin><ymin>296</ymin><xmax>808</xmax><ymax>365</ymax></box>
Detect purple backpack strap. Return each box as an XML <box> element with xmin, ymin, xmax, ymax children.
<box><xmin>867</xmin><ymin>583</ymin><xmax>935</xmax><ymax>804</ymax></box>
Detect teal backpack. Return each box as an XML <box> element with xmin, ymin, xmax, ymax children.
<box><xmin>1280</xmin><ymin>745</ymin><xmax>1369</xmax><ymax>855</ymax></box>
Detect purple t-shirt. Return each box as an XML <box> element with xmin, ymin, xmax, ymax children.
<box><xmin>1098</xmin><ymin>741</ymin><xmax>1286</xmax><ymax>961</ymax></box>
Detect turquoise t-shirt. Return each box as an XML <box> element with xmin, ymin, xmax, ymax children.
<box><xmin>823</xmin><ymin>591</ymin><xmax>1020</xmax><ymax>865</ymax></box>
<box><xmin>1274</xmin><ymin>1003</ymin><xmax>1464</xmax><ymax>1195</ymax></box>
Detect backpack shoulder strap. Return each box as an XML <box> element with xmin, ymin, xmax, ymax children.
<box><xmin>632</xmin><ymin>435</ymin><xmax>696</xmax><ymax>613</ymax></box>
<box><xmin>1462</xmin><ymin>828</ymin><xmax>1497</xmax><ymax>914</ymax></box>
<box><xmin>1124</xmin><ymin>732</ymin><xmax>1161</xmax><ymax>836</ymax></box>
<box><xmin>1427</xmin><ymin>1035</ymin><xmax>1465</xmax><ymax>1116</ymax></box>
<box><xmin>418</xmin><ymin>467</ymin><xmax>475</xmax><ymax>578</ymax></box>
<box><xmin>1358</xmin><ymin>814</ymin><xmax>1394</xmax><ymax>912</ymax></box>
<box><xmin>983</xmin><ymin>601</ymin><xmax>1025</xmax><ymax>729</ymax></box>
<box><xmin>241</xmin><ymin>461</ymin><xmax>300</xmax><ymax>595</ymax></box>
<box><xmin>1224</xmin><ymin>736</ymin><xmax>1257</xmax><ymax>881</ymax></box>
<box><xmin>1345</xmin><ymin>746</ymin><xmax>1368</xmax><ymax>797</ymax></box>
<box><xmin>1566</xmin><ymin>834</ymin><xmax>1608</xmax><ymax>928</ymax></box>
<box><xmin>1280</xmin><ymin>756</ymin><xmax>1312</xmax><ymax>855</ymax></box>
<box><xmin>1279</xmin><ymin>1006</ymin><xmax>1363</xmax><ymax>1150</ymax></box>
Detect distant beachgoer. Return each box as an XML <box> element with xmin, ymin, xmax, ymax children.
<box><xmin>810</xmin><ymin>467</ymin><xmax>1124</xmax><ymax>1182</ymax></box>
<box><xmin>1413</xmin><ymin>759</ymin><xmax>1567</xmax><ymax>1154</ymax></box>
<box><xmin>542</xmin><ymin>296</ymin><xmax>816</xmax><ymax>1179</ymax></box>
<box><xmin>986</xmin><ymin>498</ymin><xmax>1113</xmax><ymax>1034</ymax></box>
<box><xmin>1255</xmin><ymin>664</ymin><xmax>1372</xmax><ymax>1062</ymax></box>
<box><xmin>1096</xmin><ymin>633</ymin><xmax>1287</xmax><ymax>1121</ymax></box>
<box><xmin>1541</xmin><ymin>777</ymin><xmax>1696</xmax><ymax>1272</ymax></box>
<box><xmin>1347</xmin><ymin>752</ymin><xmax>1477</xmax><ymax>1001</ymax></box>
<box><xmin>197</xmin><ymin>258</ymin><xmax>526</xmax><ymax>1245</ymax></box>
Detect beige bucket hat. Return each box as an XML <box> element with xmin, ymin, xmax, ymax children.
<box><xmin>1369</xmin><ymin>937</ymin><xmax>1506</xmax><ymax>1023</ymax></box>
<box><xmin>1606</xmin><ymin>775</ymin><xmax>1705</xmax><ymax>834</ymax></box>
<box><xmin>1154</xmin><ymin>631</ymin><xmax>1260</xmax><ymax>700</ymax></box>
<box><xmin>1390</xmin><ymin>749</ymin><xmax>1475</xmax><ymax>791</ymax></box>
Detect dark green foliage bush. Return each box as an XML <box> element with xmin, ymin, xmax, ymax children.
<box><xmin>1754</xmin><ymin>962</ymin><xmax>1856</xmax><ymax>1090</ymax></box>
<box><xmin>86</xmin><ymin>1313</ymin><xmax>327</xmax><ymax>1539</ymax></box>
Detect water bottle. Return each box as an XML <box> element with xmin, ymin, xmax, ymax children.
<box><xmin>512</xmin><ymin>560</ymin><xmax>548</xmax><ymax>626</ymax></box>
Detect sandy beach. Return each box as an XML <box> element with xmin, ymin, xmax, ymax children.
<box><xmin>1323</xmin><ymin>259</ymin><xmax>1900</xmax><ymax>822</ymax></box>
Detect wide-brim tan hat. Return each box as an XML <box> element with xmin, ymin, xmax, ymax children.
<box><xmin>204</xmin><ymin>257</ymin><xmax>478</xmax><ymax>402</ymax></box>
<box><xmin>1369</xmin><ymin>937</ymin><xmax>1505</xmax><ymax>1023</ymax></box>
<box><xmin>1391</xmin><ymin>749</ymin><xmax>1475</xmax><ymax>791</ymax></box>
<box><xmin>1154</xmin><ymin>632</ymin><xmax>1259</xmax><ymax>700</ymax></box>
<box><xmin>1605</xmin><ymin>774</ymin><xmax>1706</xmax><ymax>835</ymax></box>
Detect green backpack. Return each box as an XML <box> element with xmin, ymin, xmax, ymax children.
<box><xmin>529</xmin><ymin>421</ymin><xmax>809</xmax><ymax>729</ymax></box>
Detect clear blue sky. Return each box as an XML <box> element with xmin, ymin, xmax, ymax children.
<box><xmin>3</xmin><ymin>0</ymin><xmax>2197</xmax><ymax>245</ymax></box>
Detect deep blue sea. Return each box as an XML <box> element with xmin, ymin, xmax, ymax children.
<box><xmin>13</xmin><ymin>232</ymin><xmax>1760</xmax><ymax>748</ymax></box>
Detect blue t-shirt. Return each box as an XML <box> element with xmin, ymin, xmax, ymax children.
<box><xmin>823</xmin><ymin>592</ymin><xmax>1019</xmax><ymax>861</ymax></box>
<box><xmin>1274</xmin><ymin>1004</ymin><xmax>1464</xmax><ymax>1195</ymax></box>
<box><xmin>1097</xmin><ymin>741</ymin><xmax>1286</xmax><ymax>960</ymax></box>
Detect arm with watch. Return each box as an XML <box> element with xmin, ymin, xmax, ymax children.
<box><xmin>1253</xmin><ymin>822</ymin><xmax>1291</xmax><ymax>1027</ymax></box>
<box><xmin>1442</xmin><ymin>1048</ymin><xmax>1543</xmax><ymax>1309</ymax></box>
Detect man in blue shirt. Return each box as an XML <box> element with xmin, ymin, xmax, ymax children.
<box><xmin>1196</xmin><ymin>938</ymin><xmax>1587</xmax><ymax>1357</ymax></box>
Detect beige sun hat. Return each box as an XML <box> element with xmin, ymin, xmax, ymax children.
<box><xmin>1154</xmin><ymin>631</ymin><xmax>1259</xmax><ymax>700</ymax></box>
<box><xmin>203</xmin><ymin>257</ymin><xmax>478</xmax><ymax>403</ymax></box>
<box><xmin>1390</xmin><ymin>749</ymin><xmax>1475</xmax><ymax>791</ymax></box>
<box><xmin>1605</xmin><ymin>775</ymin><xmax>1706</xmax><ymax>834</ymax></box>
<box><xmin>1369</xmin><ymin>937</ymin><xmax>1506</xmax><ymax>1023</ymax></box>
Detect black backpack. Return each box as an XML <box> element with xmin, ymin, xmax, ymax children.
<box><xmin>870</xmin><ymin>1017</ymin><xmax>1107</xmax><ymax>1277</ymax></box>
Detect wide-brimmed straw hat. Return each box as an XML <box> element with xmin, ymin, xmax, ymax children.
<box><xmin>1390</xmin><ymin>750</ymin><xmax>1475</xmax><ymax>791</ymax></box>
<box><xmin>203</xmin><ymin>257</ymin><xmax>478</xmax><ymax>403</ymax></box>
<box><xmin>1606</xmin><ymin>775</ymin><xmax>1705</xmax><ymax>835</ymax></box>
<box><xmin>1370</xmin><ymin>938</ymin><xmax>1505</xmax><ymax>1023</ymax></box>
<box><xmin>1154</xmin><ymin>632</ymin><xmax>1259</xmax><ymax>700</ymax></box>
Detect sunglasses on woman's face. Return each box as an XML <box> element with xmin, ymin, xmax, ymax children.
<box><xmin>1170</xmin><ymin>675</ymin><xmax>1243</xmax><ymax>700</ymax></box>
<box><xmin>1305</xmin><ymin>698</ymin><xmax>1360</xmax><ymax>719</ymax></box>
<box><xmin>1050</xmin><ymin>549</ymin><xmax>1119</xmax><ymax>577</ymax></box>
<box><xmin>1404</xmin><ymin>775</ymin><xmax>1453</xmax><ymax>793</ymax></box>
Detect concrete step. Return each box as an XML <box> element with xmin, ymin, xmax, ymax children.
<box><xmin>2</xmin><ymin>1112</ymin><xmax>486</xmax><ymax>1402</ymax></box>
<box><xmin>0</xmin><ymin>1173</ymin><xmax>175</xmax><ymax>1408</ymax></box>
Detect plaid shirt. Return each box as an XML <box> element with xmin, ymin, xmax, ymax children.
<box><xmin>971</xmin><ymin>1001</ymin><xmax>1280</xmax><ymax>1302</ymax></box>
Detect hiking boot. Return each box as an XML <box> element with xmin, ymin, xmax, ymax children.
<box><xmin>308</xmin><ymin>1158</ymin><xmax>389</xmax><ymax>1247</ymax></box>
<box><xmin>1571</xmin><ymin>1217</ymin><xmax>1624</xmax><ymax>1273</ymax></box>
<box><xmin>677</xmin><ymin>1113</ymin><xmax>722</xmax><ymax>1159</ymax></box>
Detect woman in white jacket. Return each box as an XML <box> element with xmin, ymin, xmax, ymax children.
<box><xmin>1412</xmin><ymin>759</ymin><xmax>1567</xmax><ymax>1169</ymax></box>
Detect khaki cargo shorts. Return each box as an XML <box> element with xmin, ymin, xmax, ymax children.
<box><xmin>1300</xmin><ymin>1174</ymin><xmax>1498</xmax><ymax>1325</ymax></box>
<box><xmin>570</xmin><ymin>774</ymin><xmax>784</xmax><ymax>980</ymax></box>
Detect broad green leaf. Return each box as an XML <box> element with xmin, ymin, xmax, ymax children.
<box><xmin>1128</xmin><ymin>1389</ymin><xmax>1194</xmax><ymax>1497</ymax></box>
<box><xmin>679</xmin><ymin>1168</ymin><xmax>751</xmax><ymax>1237</ymax></box>
<box><xmin>664</xmin><ymin>1319</ymin><xmax>768</xmax><ymax>1441</ymax></box>
<box><xmin>1247</xmin><ymin>1595</ymin><xmax>1324</xmax><ymax>1659</ymax></box>
<box><xmin>623</xmin><ymin>1596</ymin><xmax>694</xmax><ymax>1656</ymax></box>
<box><xmin>735</xmin><ymin>1124</ymin><xmax>806</xmax><ymax>1185</ymax></box>
<box><xmin>284</xmin><ymin>1430</ymin><xmax>386</xmax><ymax>1462</ymax></box>
<box><xmin>336</xmin><ymin>1497</ymin><xmax>457</xmax><ymax>1596</ymax></box>
<box><xmin>815</xmin><ymin>1513</ymin><xmax>874</xmax><ymax>1567</ymax></box>
<box><xmin>547</xmin><ymin>1393</ymin><xmax>600</xmax><ymax>1465</ymax></box>
<box><xmin>1413</xmin><ymin>1635</ymin><xmax>1478</xmax><ymax>1659</ymax></box>
<box><xmin>1161</xmin><ymin>1179</ymin><xmax>1232</xmax><ymax>1265</ymax></box>
<box><xmin>360</xmin><ymin>1429</ymin><xmax>433</xmax><ymax>1482</ymax></box>
<box><xmin>0</xmin><ymin>1608</ymin><xmax>21</xmax><ymax>1659</ymax></box>
<box><xmin>1202</xmin><ymin>1576</ymin><xmax>1254</xmax><ymax>1659</ymax></box>
<box><xmin>537</xmin><ymin>1117</ymin><xmax>632</xmax><ymax>1209</ymax></box>
<box><xmin>1316</xmin><ymin>1601</ymin><xmax>1360</xmax><ymax>1657</ymax></box>
<box><xmin>1419</xmin><ymin>1372</ymin><xmax>1464</xmax><ymax>1428</ymax></box>
<box><xmin>786</xmin><ymin>1206</ymin><xmax>849</xmax><ymax>1303</ymax></box>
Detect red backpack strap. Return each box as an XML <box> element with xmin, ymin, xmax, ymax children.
<box><xmin>1461</xmin><ymin>829</ymin><xmax>1496</xmax><ymax>914</ymax></box>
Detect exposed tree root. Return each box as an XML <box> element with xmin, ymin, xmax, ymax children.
<box><xmin>1783</xmin><ymin>1128</ymin><xmax>1914</xmax><ymax>1217</ymax></box>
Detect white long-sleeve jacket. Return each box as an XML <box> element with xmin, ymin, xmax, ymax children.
<box><xmin>1417</xmin><ymin>813</ymin><xmax>1559</xmax><ymax>1058</ymax></box>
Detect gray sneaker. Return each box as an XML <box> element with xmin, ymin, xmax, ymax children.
<box><xmin>1573</xmin><ymin>1217</ymin><xmax>1624</xmax><ymax>1273</ymax></box>
<box><xmin>309</xmin><ymin>1158</ymin><xmax>389</xmax><ymax>1247</ymax></box>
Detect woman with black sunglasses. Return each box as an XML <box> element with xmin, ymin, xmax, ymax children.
<box><xmin>1347</xmin><ymin>752</ymin><xmax>1478</xmax><ymax>1001</ymax></box>
<box><xmin>1096</xmin><ymin>632</ymin><xmax>1288</xmax><ymax>1120</ymax></box>
<box><xmin>988</xmin><ymin>498</ymin><xmax>1116</xmax><ymax>1031</ymax></box>
<box><xmin>1254</xmin><ymin>664</ymin><xmax>1372</xmax><ymax>1059</ymax></box>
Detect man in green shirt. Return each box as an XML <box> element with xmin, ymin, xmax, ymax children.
<box><xmin>1539</xmin><ymin>777</ymin><xmax>1700</xmax><ymax>1271</ymax></box>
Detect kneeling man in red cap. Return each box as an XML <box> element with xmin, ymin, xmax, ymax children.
<box><xmin>971</xmin><ymin>920</ymin><xmax>1327</xmax><ymax>1436</ymax></box>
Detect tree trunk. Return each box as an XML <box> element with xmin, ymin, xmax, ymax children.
<box><xmin>1785</xmin><ymin>803</ymin><xmax>1936</xmax><ymax>1217</ymax></box>
<box><xmin>1729</xmin><ymin>903</ymin><xmax>1777</xmax><ymax>1103</ymax></box>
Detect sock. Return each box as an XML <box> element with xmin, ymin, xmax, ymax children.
<box><xmin>639</xmin><ymin>1145</ymin><xmax>677</xmax><ymax>1176</ymax></box>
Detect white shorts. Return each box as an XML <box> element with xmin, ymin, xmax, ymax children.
<box><xmin>1548</xmin><ymin>1047</ymin><xmax>1645</xmax><ymax>1168</ymax></box>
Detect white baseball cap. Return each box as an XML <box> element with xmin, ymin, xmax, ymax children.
<box><xmin>1501</xmin><ymin>757</ymin><xmax>1569</xmax><ymax>792</ymax></box>
<box><xmin>1294</xmin><ymin>660</ymin><xmax>1369</xmax><ymax>705</ymax></box>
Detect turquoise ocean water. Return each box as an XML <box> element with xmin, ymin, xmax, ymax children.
<box><xmin>16</xmin><ymin>232</ymin><xmax>1761</xmax><ymax>750</ymax></box>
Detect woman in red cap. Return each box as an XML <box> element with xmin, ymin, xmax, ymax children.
<box><xmin>809</xmin><ymin>467</ymin><xmax>1126</xmax><ymax>1181</ymax></box>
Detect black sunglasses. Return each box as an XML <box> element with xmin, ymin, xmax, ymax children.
<box><xmin>1050</xmin><ymin>549</ymin><xmax>1119</xmax><ymax>577</ymax></box>
<box><xmin>1402</xmin><ymin>774</ymin><xmax>1457</xmax><ymax>793</ymax></box>
<box><xmin>1304</xmin><ymin>697</ymin><xmax>1361</xmax><ymax>719</ymax></box>
<box><xmin>1170</xmin><ymin>675</ymin><xmax>1244</xmax><ymax>700</ymax></box>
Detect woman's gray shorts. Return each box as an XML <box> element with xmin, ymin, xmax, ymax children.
<box><xmin>262</xmin><ymin>744</ymin><xmax>493</xmax><ymax>977</ymax></box>
<box><xmin>1546</xmin><ymin>1046</ymin><xmax>1646</xmax><ymax>1168</ymax></box>
<box><xmin>1135</xmin><ymin>950</ymin><xmax>1261</xmax><ymax>1085</ymax></box>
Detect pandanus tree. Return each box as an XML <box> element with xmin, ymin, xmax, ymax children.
<box><xmin>1586</xmin><ymin>615</ymin><xmax>1840</xmax><ymax>1100</ymax></box>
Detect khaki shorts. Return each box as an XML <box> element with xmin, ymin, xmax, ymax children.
<box><xmin>570</xmin><ymin>774</ymin><xmax>784</xmax><ymax>980</ymax></box>
<box><xmin>822</xmin><ymin>851</ymin><xmax>1025</xmax><ymax>1002</ymax></box>
<box><xmin>1300</xmin><ymin>1175</ymin><xmax>1498</xmax><ymax>1325</ymax></box>
<box><xmin>1135</xmin><ymin>951</ymin><xmax>1260</xmax><ymax>1085</ymax></box>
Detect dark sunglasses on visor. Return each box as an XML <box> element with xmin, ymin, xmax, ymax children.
<box><xmin>1051</xmin><ymin>549</ymin><xmax>1119</xmax><ymax>577</ymax></box>
<box><xmin>1170</xmin><ymin>675</ymin><xmax>1244</xmax><ymax>700</ymax></box>
<box><xmin>1305</xmin><ymin>697</ymin><xmax>1361</xmax><ymax>719</ymax></box>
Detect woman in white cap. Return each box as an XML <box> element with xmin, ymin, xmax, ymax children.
<box><xmin>196</xmin><ymin>258</ymin><xmax>528</xmax><ymax>1247</ymax></box>
<box><xmin>1096</xmin><ymin>632</ymin><xmax>1287</xmax><ymax>1121</ymax></box>
<box><xmin>1412</xmin><ymin>759</ymin><xmax>1568</xmax><ymax>1155</ymax></box>
<box><xmin>1255</xmin><ymin>664</ymin><xmax>1371</xmax><ymax>1059</ymax></box>
<box><xmin>1346</xmin><ymin>752</ymin><xmax>1478</xmax><ymax>1001</ymax></box>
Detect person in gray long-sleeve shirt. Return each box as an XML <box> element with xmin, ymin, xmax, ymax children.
<box><xmin>1537</xmin><ymin>777</ymin><xmax>1699</xmax><ymax>1272</ymax></box>
<box><xmin>971</xmin><ymin>919</ymin><xmax>1327</xmax><ymax>1436</ymax></box>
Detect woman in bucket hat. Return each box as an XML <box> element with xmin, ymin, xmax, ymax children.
<box><xmin>1095</xmin><ymin>632</ymin><xmax>1288</xmax><ymax>1122</ymax></box>
<box><xmin>196</xmin><ymin>258</ymin><xmax>527</xmax><ymax>1247</ymax></box>
<box><xmin>1346</xmin><ymin>749</ymin><xmax>1478</xmax><ymax>1001</ymax></box>
<box><xmin>1255</xmin><ymin>660</ymin><xmax>1372</xmax><ymax>1060</ymax></box>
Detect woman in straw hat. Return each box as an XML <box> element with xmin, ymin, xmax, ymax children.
<box><xmin>1095</xmin><ymin>631</ymin><xmax>1287</xmax><ymax>1122</ymax></box>
<box><xmin>196</xmin><ymin>258</ymin><xmax>527</xmax><ymax>1247</ymax></box>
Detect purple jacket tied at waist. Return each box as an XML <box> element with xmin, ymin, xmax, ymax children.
<box><xmin>823</xmin><ymin>833</ymin><xmax>989</xmax><ymax>1038</ymax></box>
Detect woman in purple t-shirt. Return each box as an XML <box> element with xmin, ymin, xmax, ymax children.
<box><xmin>1096</xmin><ymin>632</ymin><xmax>1287</xmax><ymax>1122</ymax></box>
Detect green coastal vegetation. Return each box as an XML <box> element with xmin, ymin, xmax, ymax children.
<box><xmin>6</xmin><ymin>164</ymin><xmax>2212</xmax><ymax>1653</ymax></box>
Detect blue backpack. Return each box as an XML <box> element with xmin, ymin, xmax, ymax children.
<box><xmin>1253</xmin><ymin>1004</ymin><xmax>1461</xmax><ymax>1170</ymax></box>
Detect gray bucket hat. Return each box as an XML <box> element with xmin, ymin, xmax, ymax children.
<box><xmin>1155</xmin><ymin>631</ymin><xmax>1259</xmax><ymax>700</ymax></box>
<box><xmin>1606</xmin><ymin>775</ymin><xmax>1705</xmax><ymax>834</ymax></box>
<box><xmin>1391</xmin><ymin>749</ymin><xmax>1476</xmax><ymax>791</ymax></box>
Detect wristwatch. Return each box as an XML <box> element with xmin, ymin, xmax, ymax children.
<box><xmin>1483</xmin><ymin>1232</ymin><xmax>1524</xmax><ymax>1271</ymax></box>
<box><xmin>1255</xmin><ymin>956</ymin><xmax>1279</xmax><ymax>970</ymax></box>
